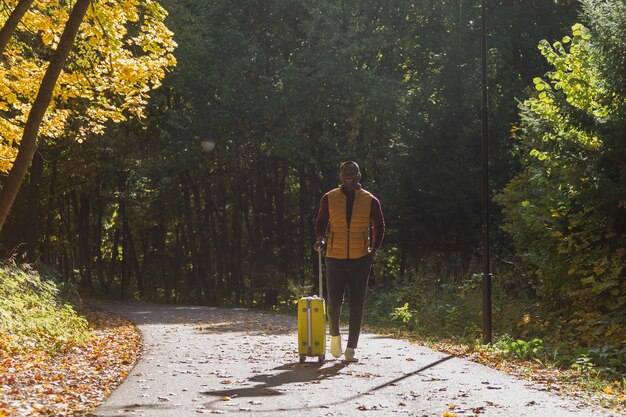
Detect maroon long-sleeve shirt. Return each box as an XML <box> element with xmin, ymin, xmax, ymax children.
<box><xmin>315</xmin><ymin>185</ymin><xmax>385</xmax><ymax>252</ymax></box>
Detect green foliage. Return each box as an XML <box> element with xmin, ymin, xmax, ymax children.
<box><xmin>570</xmin><ymin>354</ymin><xmax>598</xmax><ymax>375</ymax></box>
<box><xmin>506</xmin><ymin>338</ymin><xmax>545</xmax><ymax>361</ymax></box>
<box><xmin>366</xmin><ymin>260</ymin><xmax>625</xmax><ymax>380</ymax></box>
<box><xmin>479</xmin><ymin>334</ymin><xmax>545</xmax><ymax>361</ymax></box>
<box><xmin>268</xmin><ymin>279</ymin><xmax>314</xmax><ymax>315</ymax></box>
<box><xmin>0</xmin><ymin>262</ymin><xmax>89</xmax><ymax>355</ymax></box>
<box><xmin>555</xmin><ymin>345</ymin><xmax>626</xmax><ymax>380</ymax></box>
<box><xmin>588</xmin><ymin>346</ymin><xmax>626</xmax><ymax>372</ymax></box>
<box><xmin>366</xmin><ymin>274</ymin><xmax>483</xmax><ymax>342</ymax></box>
<box><xmin>496</xmin><ymin>21</ymin><xmax>626</xmax><ymax>347</ymax></box>
<box><xmin>389</xmin><ymin>302</ymin><xmax>414</xmax><ymax>325</ymax></box>
<box><xmin>1</xmin><ymin>0</ymin><xmax>580</xmax><ymax>309</ymax></box>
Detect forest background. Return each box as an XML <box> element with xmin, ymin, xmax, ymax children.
<box><xmin>0</xmin><ymin>0</ymin><xmax>624</xmax><ymax>386</ymax></box>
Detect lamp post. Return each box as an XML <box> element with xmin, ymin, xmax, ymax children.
<box><xmin>481</xmin><ymin>0</ymin><xmax>492</xmax><ymax>345</ymax></box>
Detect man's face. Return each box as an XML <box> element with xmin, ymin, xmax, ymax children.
<box><xmin>340</xmin><ymin>164</ymin><xmax>361</xmax><ymax>191</ymax></box>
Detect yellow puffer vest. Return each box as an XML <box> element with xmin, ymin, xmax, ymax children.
<box><xmin>326</xmin><ymin>187</ymin><xmax>372</xmax><ymax>259</ymax></box>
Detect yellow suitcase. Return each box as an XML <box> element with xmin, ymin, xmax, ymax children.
<box><xmin>297</xmin><ymin>251</ymin><xmax>326</xmax><ymax>363</ymax></box>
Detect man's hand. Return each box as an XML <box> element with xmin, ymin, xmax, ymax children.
<box><xmin>313</xmin><ymin>238</ymin><xmax>325</xmax><ymax>252</ymax></box>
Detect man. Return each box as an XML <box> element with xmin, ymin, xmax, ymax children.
<box><xmin>314</xmin><ymin>161</ymin><xmax>385</xmax><ymax>362</ymax></box>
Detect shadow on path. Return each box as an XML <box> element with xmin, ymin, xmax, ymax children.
<box><xmin>203</xmin><ymin>361</ymin><xmax>349</xmax><ymax>399</ymax></box>
<box><xmin>364</xmin><ymin>354</ymin><xmax>455</xmax><ymax>394</ymax></box>
<box><xmin>203</xmin><ymin>356</ymin><xmax>455</xmax><ymax>414</ymax></box>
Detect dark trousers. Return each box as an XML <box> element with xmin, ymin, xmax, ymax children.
<box><xmin>326</xmin><ymin>255</ymin><xmax>372</xmax><ymax>349</ymax></box>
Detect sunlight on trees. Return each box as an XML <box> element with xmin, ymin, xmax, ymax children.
<box><xmin>0</xmin><ymin>0</ymin><xmax>177</xmax><ymax>173</ymax></box>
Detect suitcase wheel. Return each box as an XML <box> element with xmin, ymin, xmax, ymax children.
<box><xmin>299</xmin><ymin>355</ymin><xmax>306</xmax><ymax>363</ymax></box>
<box><xmin>318</xmin><ymin>354</ymin><xmax>325</xmax><ymax>363</ymax></box>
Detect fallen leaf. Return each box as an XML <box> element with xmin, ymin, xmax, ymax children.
<box><xmin>0</xmin><ymin>310</ymin><xmax>140</xmax><ymax>416</ymax></box>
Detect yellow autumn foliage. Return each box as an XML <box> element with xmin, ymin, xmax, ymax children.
<box><xmin>0</xmin><ymin>0</ymin><xmax>177</xmax><ymax>173</ymax></box>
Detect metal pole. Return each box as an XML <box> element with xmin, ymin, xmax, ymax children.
<box><xmin>318</xmin><ymin>249</ymin><xmax>323</xmax><ymax>298</ymax></box>
<box><xmin>481</xmin><ymin>0</ymin><xmax>492</xmax><ymax>344</ymax></box>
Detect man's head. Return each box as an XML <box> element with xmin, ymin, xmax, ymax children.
<box><xmin>339</xmin><ymin>161</ymin><xmax>361</xmax><ymax>192</ymax></box>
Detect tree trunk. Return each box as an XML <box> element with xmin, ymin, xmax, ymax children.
<box><xmin>61</xmin><ymin>250</ymin><xmax>70</xmax><ymax>282</ymax></box>
<box><xmin>59</xmin><ymin>191</ymin><xmax>76</xmax><ymax>280</ymax></box>
<box><xmin>215</xmin><ymin>176</ymin><xmax>230</xmax><ymax>303</ymax></box>
<box><xmin>120</xmin><ymin>200</ymin><xmax>128</xmax><ymax>301</ymax></box>
<box><xmin>205</xmin><ymin>184</ymin><xmax>222</xmax><ymax>303</ymax></box>
<box><xmin>298</xmin><ymin>166</ymin><xmax>308</xmax><ymax>283</ymax></box>
<box><xmin>274</xmin><ymin>159</ymin><xmax>288</xmax><ymax>270</ymax></box>
<box><xmin>42</xmin><ymin>154</ymin><xmax>58</xmax><ymax>265</ymax></box>
<box><xmin>179</xmin><ymin>224</ymin><xmax>203</xmax><ymax>304</ymax></box>
<box><xmin>127</xmin><ymin>226</ymin><xmax>144</xmax><ymax>298</ymax></box>
<box><xmin>19</xmin><ymin>150</ymin><xmax>44</xmax><ymax>261</ymax></box>
<box><xmin>0</xmin><ymin>0</ymin><xmax>91</xmax><ymax>233</ymax></box>
<box><xmin>94</xmin><ymin>198</ymin><xmax>106</xmax><ymax>292</ymax></box>
<box><xmin>173</xmin><ymin>225</ymin><xmax>184</xmax><ymax>302</ymax></box>
<box><xmin>78</xmin><ymin>193</ymin><xmax>93</xmax><ymax>289</ymax></box>
<box><xmin>232</xmin><ymin>184</ymin><xmax>243</xmax><ymax>307</ymax></box>
<box><xmin>180</xmin><ymin>171</ymin><xmax>207</xmax><ymax>303</ymax></box>
<box><xmin>189</xmin><ymin>171</ymin><xmax>212</xmax><ymax>298</ymax></box>
<box><xmin>0</xmin><ymin>0</ymin><xmax>35</xmax><ymax>56</ymax></box>
<box><xmin>155</xmin><ymin>222</ymin><xmax>169</xmax><ymax>302</ymax></box>
<box><xmin>109</xmin><ymin>226</ymin><xmax>120</xmax><ymax>291</ymax></box>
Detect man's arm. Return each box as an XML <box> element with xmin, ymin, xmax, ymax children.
<box><xmin>314</xmin><ymin>194</ymin><xmax>329</xmax><ymax>251</ymax></box>
<box><xmin>370</xmin><ymin>196</ymin><xmax>385</xmax><ymax>254</ymax></box>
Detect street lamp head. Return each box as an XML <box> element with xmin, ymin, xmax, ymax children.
<box><xmin>201</xmin><ymin>132</ymin><xmax>216</xmax><ymax>153</ymax></box>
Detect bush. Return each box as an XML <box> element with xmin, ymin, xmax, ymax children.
<box><xmin>495</xmin><ymin>22</ymin><xmax>626</xmax><ymax>347</ymax></box>
<box><xmin>0</xmin><ymin>262</ymin><xmax>89</xmax><ymax>355</ymax></box>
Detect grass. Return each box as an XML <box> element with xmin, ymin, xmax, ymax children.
<box><xmin>0</xmin><ymin>261</ymin><xmax>89</xmax><ymax>356</ymax></box>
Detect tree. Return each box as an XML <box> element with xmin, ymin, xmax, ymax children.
<box><xmin>0</xmin><ymin>0</ymin><xmax>34</xmax><ymax>55</ymax></box>
<box><xmin>0</xmin><ymin>0</ymin><xmax>92</xmax><ymax>233</ymax></box>
<box><xmin>496</xmin><ymin>12</ymin><xmax>626</xmax><ymax>345</ymax></box>
<box><xmin>0</xmin><ymin>0</ymin><xmax>176</xmax><ymax>232</ymax></box>
<box><xmin>0</xmin><ymin>0</ymin><xmax>584</xmax><ymax>308</ymax></box>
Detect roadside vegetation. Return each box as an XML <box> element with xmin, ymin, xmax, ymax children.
<box><xmin>0</xmin><ymin>263</ymin><xmax>140</xmax><ymax>416</ymax></box>
<box><xmin>365</xmin><ymin>275</ymin><xmax>624</xmax><ymax>411</ymax></box>
<box><xmin>0</xmin><ymin>262</ymin><xmax>88</xmax><ymax>356</ymax></box>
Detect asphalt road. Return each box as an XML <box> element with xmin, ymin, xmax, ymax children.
<box><xmin>90</xmin><ymin>301</ymin><xmax>621</xmax><ymax>417</ymax></box>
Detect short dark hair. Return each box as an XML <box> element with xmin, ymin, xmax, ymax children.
<box><xmin>340</xmin><ymin>160</ymin><xmax>360</xmax><ymax>172</ymax></box>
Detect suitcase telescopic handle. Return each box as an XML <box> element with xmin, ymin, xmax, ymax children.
<box><xmin>318</xmin><ymin>249</ymin><xmax>323</xmax><ymax>298</ymax></box>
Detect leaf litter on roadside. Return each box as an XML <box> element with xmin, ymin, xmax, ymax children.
<box><xmin>0</xmin><ymin>310</ymin><xmax>140</xmax><ymax>416</ymax></box>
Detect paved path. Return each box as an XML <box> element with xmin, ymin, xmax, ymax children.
<box><xmin>90</xmin><ymin>301</ymin><xmax>621</xmax><ymax>417</ymax></box>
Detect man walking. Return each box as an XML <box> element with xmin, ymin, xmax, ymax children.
<box><xmin>314</xmin><ymin>161</ymin><xmax>385</xmax><ymax>362</ymax></box>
